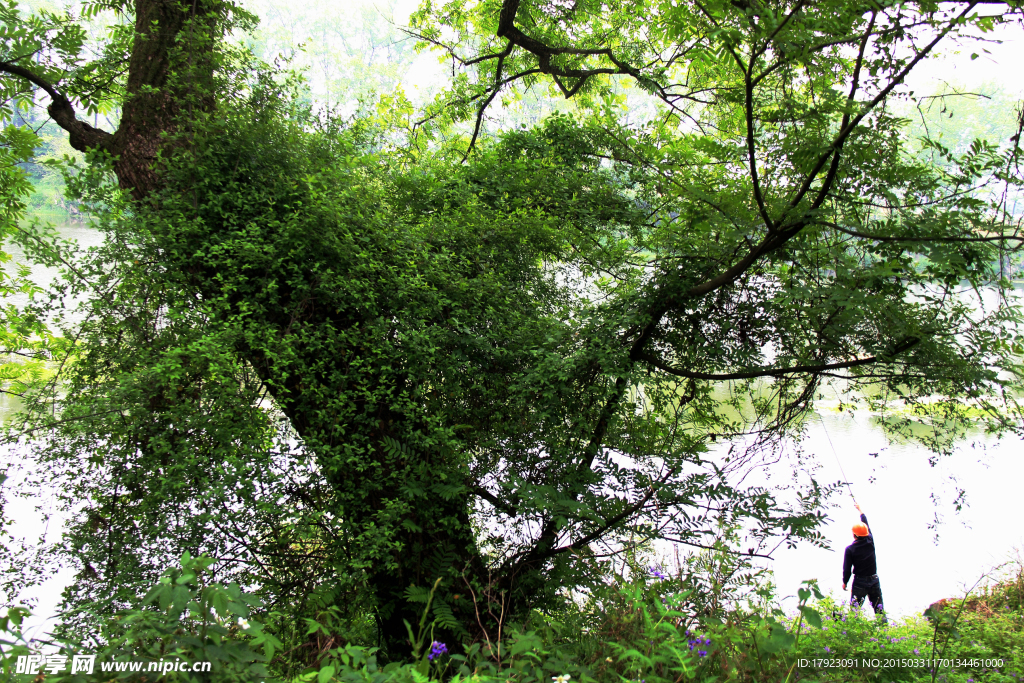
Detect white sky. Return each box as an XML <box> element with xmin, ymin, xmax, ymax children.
<box><xmin>907</xmin><ymin>17</ymin><xmax>1024</xmax><ymax>98</ymax></box>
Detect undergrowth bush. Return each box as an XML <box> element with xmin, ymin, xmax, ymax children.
<box><xmin>2</xmin><ymin>553</ymin><xmax>1023</xmax><ymax>683</ymax></box>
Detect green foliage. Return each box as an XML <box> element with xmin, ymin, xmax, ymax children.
<box><xmin>0</xmin><ymin>92</ymin><xmax>67</xmax><ymax>405</ymax></box>
<box><xmin>3</xmin><ymin>548</ymin><xmax>1024</xmax><ymax>683</ymax></box>
<box><xmin>9</xmin><ymin>64</ymin><xmax>846</xmax><ymax>652</ymax></box>
<box><xmin>662</xmin><ymin>563</ymin><xmax>1024</xmax><ymax>683</ymax></box>
<box><xmin>0</xmin><ymin>0</ymin><xmax>122</xmax><ymax>118</ymax></box>
<box><xmin>782</xmin><ymin>594</ymin><xmax>1024</xmax><ymax>683</ymax></box>
<box><xmin>4</xmin><ymin>0</ymin><xmax>1024</xmax><ymax>662</ymax></box>
<box><xmin>2</xmin><ymin>553</ymin><xmax>281</xmax><ymax>682</ymax></box>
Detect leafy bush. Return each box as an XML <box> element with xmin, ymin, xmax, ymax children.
<box><xmin>3</xmin><ymin>552</ymin><xmax>1023</xmax><ymax>683</ymax></box>
<box><xmin>2</xmin><ymin>553</ymin><xmax>281</xmax><ymax>683</ymax></box>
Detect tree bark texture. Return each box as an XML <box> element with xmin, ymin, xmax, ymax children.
<box><xmin>6</xmin><ymin>0</ymin><xmax>216</xmax><ymax>199</ymax></box>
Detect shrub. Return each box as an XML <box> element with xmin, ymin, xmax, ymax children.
<box><xmin>3</xmin><ymin>553</ymin><xmax>1023</xmax><ymax>683</ymax></box>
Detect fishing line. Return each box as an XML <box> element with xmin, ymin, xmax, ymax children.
<box><xmin>817</xmin><ymin>411</ymin><xmax>859</xmax><ymax>506</ymax></box>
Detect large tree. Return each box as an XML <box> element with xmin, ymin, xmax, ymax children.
<box><xmin>2</xmin><ymin>0</ymin><xmax>1024</xmax><ymax>658</ymax></box>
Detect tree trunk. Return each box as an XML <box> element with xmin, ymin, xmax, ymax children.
<box><xmin>11</xmin><ymin>0</ymin><xmax>526</xmax><ymax>657</ymax></box>
<box><xmin>38</xmin><ymin>0</ymin><xmax>219</xmax><ymax>199</ymax></box>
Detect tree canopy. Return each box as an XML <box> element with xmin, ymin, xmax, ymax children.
<box><xmin>2</xmin><ymin>0</ymin><xmax>1023</xmax><ymax>659</ymax></box>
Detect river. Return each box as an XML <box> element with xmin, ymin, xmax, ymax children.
<box><xmin>2</xmin><ymin>224</ymin><xmax>1022</xmax><ymax>638</ymax></box>
<box><xmin>738</xmin><ymin>410</ymin><xmax>1023</xmax><ymax>617</ymax></box>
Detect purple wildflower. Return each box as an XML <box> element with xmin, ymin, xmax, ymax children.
<box><xmin>428</xmin><ymin>641</ymin><xmax>448</xmax><ymax>661</ymax></box>
<box><xmin>649</xmin><ymin>566</ymin><xmax>668</xmax><ymax>580</ymax></box>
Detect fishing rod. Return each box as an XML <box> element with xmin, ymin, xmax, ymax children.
<box><xmin>818</xmin><ymin>411</ymin><xmax>859</xmax><ymax>507</ymax></box>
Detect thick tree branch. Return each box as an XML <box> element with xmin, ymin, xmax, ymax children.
<box><xmin>516</xmin><ymin>468</ymin><xmax>675</xmax><ymax>569</ymax></box>
<box><xmin>684</xmin><ymin>237</ymin><xmax>768</xmax><ymax>297</ymax></box>
<box><xmin>493</xmin><ymin>0</ymin><xmax>669</xmax><ymax>100</ymax></box>
<box><xmin>472</xmin><ymin>485</ymin><xmax>518</xmax><ymax>516</ymax></box>
<box><xmin>743</xmin><ymin>69</ymin><xmax>774</xmax><ymax>232</ymax></box>
<box><xmin>0</xmin><ymin>60</ymin><xmax>62</xmax><ymax>100</ymax></box>
<box><xmin>0</xmin><ymin>60</ymin><xmax>114</xmax><ymax>152</ymax></box>
<box><xmin>551</xmin><ymin>481</ymin><xmax>666</xmax><ymax>558</ymax></box>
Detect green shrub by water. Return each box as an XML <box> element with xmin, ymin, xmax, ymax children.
<box><xmin>2</xmin><ymin>554</ymin><xmax>1022</xmax><ymax>683</ymax></box>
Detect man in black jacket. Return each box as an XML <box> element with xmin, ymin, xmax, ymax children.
<box><xmin>842</xmin><ymin>504</ymin><xmax>884</xmax><ymax>615</ymax></box>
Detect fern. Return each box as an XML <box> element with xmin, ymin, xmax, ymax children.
<box><xmin>423</xmin><ymin>548</ymin><xmax>459</xmax><ymax>580</ymax></box>
<box><xmin>382</xmin><ymin>436</ymin><xmax>413</xmax><ymax>459</ymax></box>
<box><xmin>431</xmin><ymin>598</ymin><xmax>468</xmax><ymax>636</ymax></box>
<box><xmin>404</xmin><ymin>585</ymin><xmax>432</xmax><ymax>604</ymax></box>
<box><xmin>431</xmin><ymin>483</ymin><xmax>468</xmax><ymax>500</ymax></box>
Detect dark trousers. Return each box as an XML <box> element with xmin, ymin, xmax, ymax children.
<box><xmin>851</xmin><ymin>576</ymin><xmax>884</xmax><ymax>615</ymax></box>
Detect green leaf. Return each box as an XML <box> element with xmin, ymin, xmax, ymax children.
<box><xmin>799</xmin><ymin>605</ymin><xmax>823</xmax><ymax>630</ymax></box>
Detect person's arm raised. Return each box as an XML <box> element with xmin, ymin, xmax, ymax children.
<box><xmin>856</xmin><ymin>504</ymin><xmax>872</xmax><ymax>538</ymax></box>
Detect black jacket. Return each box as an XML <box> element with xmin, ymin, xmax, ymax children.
<box><xmin>842</xmin><ymin>513</ymin><xmax>877</xmax><ymax>585</ymax></box>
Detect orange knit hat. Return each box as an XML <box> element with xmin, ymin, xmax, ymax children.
<box><xmin>852</xmin><ymin>522</ymin><xmax>869</xmax><ymax>537</ymax></box>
